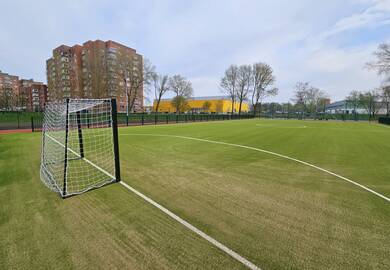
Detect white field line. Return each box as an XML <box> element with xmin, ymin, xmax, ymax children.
<box><xmin>120</xmin><ymin>181</ymin><xmax>260</xmax><ymax>270</ymax></box>
<box><xmin>46</xmin><ymin>134</ymin><xmax>261</xmax><ymax>269</ymax></box>
<box><xmin>121</xmin><ymin>133</ymin><xmax>390</xmax><ymax>203</ymax></box>
<box><xmin>255</xmin><ymin>124</ymin><xmax>307</xmax><ymax>128</ymax></box>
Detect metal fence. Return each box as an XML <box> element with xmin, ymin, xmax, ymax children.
<box><xmin>0</xmin><ymin>112</ymin><xmax>255</xmax><ymax>131</ymax></box>
<box><xmin>259</xmin><ymin>112</ymin><xmax>388</xmax><ymax>121</ymax></box>
<box><xmin>116</xmin><ymin>112</ymin><xmax>254</xmax><ymax>126</ymax></box>
<box><xmin>378</xmin><ymin>117</ymin><xmax>390</xmax><ymax>125</ymax></box>
<box><xmin>0</xmin><ymin>112</ymin><xmax>43</xmax><ymax>131</ymax></box>
<box><xmin>1</xmin><ymin>111</ymin><xmax>389</xmax><ymax>132</ymax></box>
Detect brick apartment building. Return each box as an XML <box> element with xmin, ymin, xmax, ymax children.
<box><xmin>19</xmin><ymin>79</ymin><xmax>48</xmax><ymax>112</ymax></box>
<box><xmin>0</xmin><ymin>71</ymin><xmax>47</xmax><ymax>111</ymax></box>
<box><xmin>0</xmin><ymin>71</ymin><xmax>19</xmax><ymax>111</ymax></box>
<box><xmin>46</xmin><ymin>40</ymin><xmax>143</xmax><ymax>112</ymax></box>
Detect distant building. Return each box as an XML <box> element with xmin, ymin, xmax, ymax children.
<box><xmin>326</xmin><ymin>100</ymin><xmax>387</xmax><ymax>114</ymax></box>
<box><xmin>0</xmin><ymin>71</ymin><xmax>19</xmax><ymax>111</ymax></box>
<box><xmin>0</xmin><ymin>71</ymin><xmax>47</xmax><ymax>111</ymax></box>
<box><xmin>19</xmin><ymin>79</ymin><xmax>48</xmax><ymax>112</ymax></box>
<box><xmin>322</xmin><ymin>98</ymin><xmax>331</xmax><ymax>106</ymax></box>
<box><xmin>46</xmin><ymin>40</ymin><xmax>143</xmax><ymax>112</ymax></box>
<box><xmin>153</xmin><ymin>96</ymin><xmax>250</xmax><ymax>113</ymax></box>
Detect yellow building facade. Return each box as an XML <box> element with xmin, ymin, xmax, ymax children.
<box><xmin>153</xmin><ymin>96</ymin><xmax>250</xmax><ymax>113</ymax></box>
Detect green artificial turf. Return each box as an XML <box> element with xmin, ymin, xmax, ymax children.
<box><xmin>1</xmin><ymin>119</ymin><xmax>389</xmax><ymax>269</ymax></box>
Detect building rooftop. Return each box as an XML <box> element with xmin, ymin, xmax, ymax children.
<box><xmin>159</xmin><ymin>96</ymin><xmax>233</xmax><ymax>102</ymax></box>
<box><xmin>0</xmin><ymin>71</ymin><xmax>19</xmax><ymax>79</ymax></box>
<box><xmin>326</xmin><ymin>100</ymin><xmax>346</xmax><ymax>109</ymax></box>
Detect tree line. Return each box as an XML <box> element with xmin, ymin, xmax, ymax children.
<box><xmin>219</xmin><ymin>63</ymin><xmax>278</xmax><ymax>115</ymax></box>
<box><xmin>217</xmin><ymin>42</ymin><xmax>390</xmax><ymax>118</ymax></box>
<box><xmin>149</xmin><ymin>72</ymin><xmax>193</xmax><ymax>113</ymax></box>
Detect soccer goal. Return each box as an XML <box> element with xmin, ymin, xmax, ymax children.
<box><xmin>40</xmin><ymin>99</ymin><xmax>121</xmax><ymax>198</ymax></box>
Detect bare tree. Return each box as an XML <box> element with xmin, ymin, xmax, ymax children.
<box><xmin>152</xmin><ymin>74</ymin><xmax>170</xmax><ymax>113</ymax></box>
<box><xmin>346</xmin><ymin>90</ymin><xmax>360</xmax><ymax>118</ymax></box>
<box><xmin>366</xmin><ymin>43</ymin><xmax>390</xmax><ymax>117</ymax></box>
<box><xmin>358</xmin><ymin>89</ymin><xmax>382</xmax><ymax>120</ymax></box>
<box><xmin>251</xmin><ymin>62</ymin><xmax>278</xmax><ymax>116</ymax></box>
<box><xmin>381</xmin><ymin>85</ymin><xmax>390</xmax><ymax>116</ymax></box>
<box><xmin>306</xmin><ymin>87</ymin><xmax>328</xmax><ymax>118</ymax></box>
<box><xmin>171</xmin><ymin>95</ymin><xmax>190</xmax><ymax>113</ymax></box>
<box><xmin>220</xmin><ymin>65</ymin><xmax>238</xmax><ymax>114</ymax></box>
<box><xmin>0</xmin><ymin>84</ymin><xmax>14</xmax><ymax>111</ymax></box>
<box><xmin>215</xmin><ymin>100</ymin><xmax>223</xmax><ymax>113</ymax></box>
<box><xmin>169</xmin><ymin>75</ymin><xmax>193</xmax><ymax>113</ymax></box>
<box><xmin>123</xmin><ymin>57</ymin><xmax>156</xmax><ymax>113</ymax></box>
<box><xmin>293</xmin><ymin>82</ymin><xmax>311</xmax><ymax>117</ymax></box>
<box><xmin>202</xmin><ymin>101</ymin><xmax>212</xmax><ymax>112</ymax></box>
<box><xmin>366</xmin><ymin>43</ymin><xmax>390</xmax><ymax>77</ymax></box>
<box><xmin>281</xmin><ymin>103</ymin><xmax>291</xmax><ymax>117</ymax></box>
<box><xmin>143</xmin><ymin>58</ymin><xmax>157</xmax><ymax>95</ymax></box>
<box><xmin>236</xmin><ymin>65</ymin><xmax>252</xmax><ymax>115</ymax></box>
<box><xmin>292</xmin><ymin>82</ymin><xmax>327</xmax><ymax>118</ymax></box>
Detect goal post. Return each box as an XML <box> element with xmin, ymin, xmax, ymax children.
<box><xmin>40</xmin><ymin>98</ymin><xmax>121</xmax><ymax>198</ymax></box>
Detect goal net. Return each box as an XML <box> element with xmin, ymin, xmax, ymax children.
<box><xmin>40</xmin><ymin>99</ymin><xmax>121</xmax><ymax>198</ymax></box>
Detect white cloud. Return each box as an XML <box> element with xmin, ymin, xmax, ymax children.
<box><xmin>318</xmin><ymin>0</ymin><xmax>390</xmax><ymax>41</ymax></box>
<box><xmin>306</xmin><ymin>46</ymin><xmax>374</xmax><ymax>73</ymax></box>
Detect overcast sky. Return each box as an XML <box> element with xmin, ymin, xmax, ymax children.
<box><xmin>0</xmin><ymin>0</ymin><xmax>389</xmax><ymax>103</ymax></box>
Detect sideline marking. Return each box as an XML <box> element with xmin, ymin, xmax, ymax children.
<box><xmin>45</xmin><ymin>135</ymin><xmax>261</xmax><ymax>269</ymax></box>
<box><xmin>120</xmin><ymin>181</ymin><xmax>260</xmax><ymax>270</ymax></box>
<box><xmin>121</xmin><ymin>133</ymin><xmax>390</xmax><ymax>203</ymax></box>
<box><xmin>255</xmin><ymin>124</ymin><xmax>307</xmax><ymax>128</ymax></box>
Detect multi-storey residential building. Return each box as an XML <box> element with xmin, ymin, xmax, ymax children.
<box><xmin>19</xmin><ymin>79</ymin><xmax>48</xmax><ymax>112</ymax></box>
<box><xmin>46</xmin><ymin>40</ymin><xmax>143</xmax><ymax>112</ymax></box>
<box><xmin>46</xmin><ymin>45</ymin><xmax>83</xmax><ymax>101</ymax></box>
<box><xmin>0</xmin><ymin>71</ymin><xmax>47</xmax><ymax>111</ymax></box>
<box><xmin>0</xmin><ymin>71</ymin><xmax>20</xmax><ymax>111</ymax></box>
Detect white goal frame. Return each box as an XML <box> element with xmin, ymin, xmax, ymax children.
<box><xmin>40</xmin><ymin>98</ymin><xmax>121</xmax><ymax>198</ymax></box>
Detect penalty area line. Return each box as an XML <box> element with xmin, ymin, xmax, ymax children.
<box><xmin>119</xmin><ymin>181</ymin><xmax>261</xmax><ymax>270</ymax></box>
<box><xmin>121</xmin><ymin>133</ymin><xmax>390</xmax><ymax>203</ymax></box>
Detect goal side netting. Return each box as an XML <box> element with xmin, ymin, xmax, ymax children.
<box><xmin>40</xmin><ymin>98</ymin><xmax>121</xmax><ymax>198</ymax></box>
